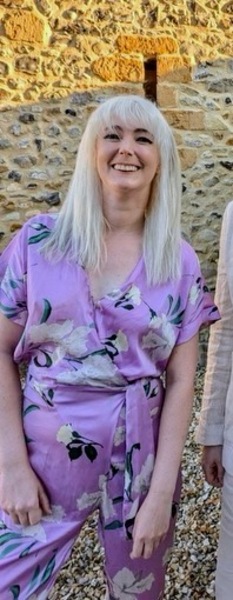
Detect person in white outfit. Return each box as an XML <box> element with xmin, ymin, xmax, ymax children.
<box><xmin>196</xmin><ymin>200</ymin><xmax>233</xmax><ymax>600</ymax></box>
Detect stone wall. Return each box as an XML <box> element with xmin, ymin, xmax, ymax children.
<box><xmin>0</xmin><ymin>0</ymin><xmax>232</xmax><ymax>290</ymax></box>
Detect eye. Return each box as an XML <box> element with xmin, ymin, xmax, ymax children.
<box><xmin>136</xmin><ymin>136</ymin><xmax>153</xmax><ymax>144</ymax></box>
<box><xmin>104</xmin><ymin>132</ymin><xmax>120</xmax><ymax>140</ymax></box>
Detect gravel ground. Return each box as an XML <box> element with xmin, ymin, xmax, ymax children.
<box><xmin>49</xmin><ymin>368</ymin><xmax>221</xmax><ymax>599</ymax></box>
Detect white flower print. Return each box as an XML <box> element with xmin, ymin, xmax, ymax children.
<box><xmin>21</xmin><ymin>523</ymin><xmax>46</xmax><ymax>542</ymax></box>
<box><xmin>56</xmin><ymin>423</ymin><xmax>73</xmax><ymax>445</ymax></box>
<box><xmin>113</xmin><ymin>425</ymin><xmax>126</xmax><ymax>446</ymax></box>
<box><xmin>111</xmin><ymin>567</ymin><xmax>154</xmax><ymax>600</ymax></box>
<box><xmin>132</xmin><ymin>454</ymin><xmax>154</xmax><ymax>494</ymax></box>
<box><xmin>149</xmin><ymin>314</ymin><xmax>162</xmax><ymax>328</ymax></box>
<box><xmin>150</xmin><ymin>406</ymin><xmax>159</xmax><ymax>418</ymax></box>
<box><xmin>57</xmin><ymin>354</ymin><xmax>126</xmax><ymax>387</ymax></box>
<box><xmin>32</xmin><ymin>380</ymin><xmax>49</xmax><ymax>397</ymax></box>
<box><xmin>63</xmin><ymin>326</ymin><xmax>93</xmax><ymax>355</ymax></box>
<box><xmin>99</xmin><ymin>474</ymin><xmax>116</xmax><ymax>519</ymax></box>
<box><xmin>77</xmin><ymin>475</ymin><xmax>115</xmax><ymax>518</ymax></box>
<box><xmin>124</xmin><ymin>497</ymin><xmax>140</xmax><ymax>522</ymax></box>
<box><xmin>142</xmin><ymin>314</ymin><xmax>175</xmax><ymax>360</ymax></box>
<box><xmin>126</xmin><ymin>284</ymin><xmax>141</xmax><ymax>306</ymax></box>
<box><xmin>189</xmin><ymin>283</ymin><xmax>200</xmax><ymax>305</ymax></box>
<box><xmin>29</xmin><ymin>320</ymin><xmax>74</xmax><ymax>344</ymax></box>
<box><xmin>114</xmin><ymin>330</ymin><xmax>128</xmax><ymax>352</ymax></box>
<box><xmin>119</xmin><ymin>406</ymin><xmax>126</xmax><ymax>420</ymax></box>
<box><xmin>42</xmin><ymin>504</ymin><xmax>65</xmax><ymax>523</ymax></box>
<box><xmin>29</xmin><ymin>321</ymin><xmax>92</xmax><ymax>357</ymax></box>
<box><xmin>77</xmin><ymin>491</ymin><xmax>101</xmax><ymax>511</ymax></box>
<box><xmin>1</xmin><ymin>265</ymin><xmax>26</xmax><ymax>299</ymax></box>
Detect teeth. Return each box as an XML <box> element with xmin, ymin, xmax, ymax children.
<box><xmin>112</xmin><ymin>164</ymin><xmax>139</xmax><ymax>172</ymax></box>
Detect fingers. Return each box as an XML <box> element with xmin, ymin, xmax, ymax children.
<box><xmin>130</xmin><ymin>534</ymin><xmax>164</xmax><ymax>560</ymax></box>
<box><xmin>8</xmin><ymin>506</ymin><xmax>43</xmax><ymax>527</ymax></box>
<box><xmin>202</xmin><ymin>462</ymin><xmax>224</xmax><ymax>488</ymax></box>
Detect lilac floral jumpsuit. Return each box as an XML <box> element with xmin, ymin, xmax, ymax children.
<box><xmin>0</xmin><ymin>214</ymin><xmax>219</xmax><ymax>600</ymax></box>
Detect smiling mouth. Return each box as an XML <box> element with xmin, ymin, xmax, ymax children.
<box><xmin>112</xmin><ymin>164</ymin><xmax>140</xmax><ymax>172</ymax></box>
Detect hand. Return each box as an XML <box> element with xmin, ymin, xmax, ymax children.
<box><xmin>201</xmin><ymin>445</ymin><xmax>224</xmax><ymax>488</ymax></box>
<box><xmin>130</xmin><ymin>491</ymin><xmax>172</xmax><ymax>560</ymax></box>
<box><xmin>0</xmin><ymin>463</ymin><xmax>51</xmax><ymax>526</ymax></box>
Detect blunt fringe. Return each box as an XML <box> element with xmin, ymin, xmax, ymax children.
<box><xmin>43</xmin><ymin>94</ymin><xmax>182</xmax><ymax>285</ymax></box>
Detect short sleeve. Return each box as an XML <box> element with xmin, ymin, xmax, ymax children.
<box><xmin>177</xmin><ymin>244</ymin><xmax>220</xmax><ymax>345</ymax></box>
<box><xmin>0</xmin><ymin>225</ymin><xmax>28</xmax><ymax>327</ymax></box>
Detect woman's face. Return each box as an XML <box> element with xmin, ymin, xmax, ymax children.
<box><xmin>96</xmin><ymin>123</ymin><xmax>160</xmax><ymax>202</ymax></box>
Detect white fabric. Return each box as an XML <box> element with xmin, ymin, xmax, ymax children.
<box><xmin>196</xmin><ymin>201</ymin><xmax>233</xmax><ymax>470</ymax></box>
<box><xmin>216</xmin><ymin>472</ymin><xmax>233</xmax><ymax>599</ymax></box>
<box><xmin>196</xmin><ymin>202</ymin><xmax>233</xmax><ymax>599</ymax></box>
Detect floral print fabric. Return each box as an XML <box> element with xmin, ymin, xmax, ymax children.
<box><xmin>0</xmin><ymin>214</ymin><xmax>219</xmax><ymax>599</ymax></box>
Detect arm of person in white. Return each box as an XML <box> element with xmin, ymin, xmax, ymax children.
<box><xmin>0</xmin><ymin>313</ymin><xmax>51</xmax><ymax>526</ymax></box>
<box><xmin>131</xmin><ymin>333</ymin><xmax>198</xmax><ymax>560</ymax></box>
<box><xmin>196</xmin><ymin>202</ymin><xmax>233</xmax><ymax>487</ymax></box>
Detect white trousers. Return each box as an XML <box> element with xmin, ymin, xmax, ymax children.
<box><xmin>216</xmin><ymin>471</ymin><xmax>233</xmax><ymax>599</ymax></box>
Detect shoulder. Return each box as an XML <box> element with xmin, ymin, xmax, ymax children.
<box><xmin>22</xmin><ymin>212</ymin><xmax>58</xmax><ymax>232</ymax></box>
<box><xmin>19</xmin><ymin>213</ymin><xmax>58</xmax><ymax>242</ymax></box>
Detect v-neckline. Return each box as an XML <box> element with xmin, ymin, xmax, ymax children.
<box><xmin>85</xmin><ymin>255</ymin><xmax>144</xmax><ymax>306</ymax></box>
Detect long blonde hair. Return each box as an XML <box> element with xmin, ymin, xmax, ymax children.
<box><xmin>43</xmin><ymin>94</ymin><xmax>182</xmax><ymax>284</ymax></box>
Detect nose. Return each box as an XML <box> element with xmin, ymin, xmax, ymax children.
<box><xmin>118</xmin><ymin>137</ymin><xmax>134</xmax><ymax>155</ymax></box>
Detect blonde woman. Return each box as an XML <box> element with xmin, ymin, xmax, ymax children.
<box><xmin>0</xmin><ymin>95</ymin><xmax>219</xmax><ymax>599</ymax></box>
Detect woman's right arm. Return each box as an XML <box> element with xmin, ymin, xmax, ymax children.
<box><xmin>0</xmin><ymin>313</ymin><xmax>51</xmax><ymax>526</ymax></box>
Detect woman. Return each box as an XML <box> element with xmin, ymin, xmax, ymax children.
<box><xmin>197</xmin><ymin>201</ymin><xmax>233</xmax><ymax>600</ymax></box>
<box><xmin>0</xmin><ymin>95</ymin><xmax>219</xmax><ymax>600</ymax></box>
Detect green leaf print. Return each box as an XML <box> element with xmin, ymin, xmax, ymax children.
<box><xmin>10</xmin><ymin>585</ymin><xmax>20</xmax><ymax>600</ymax></box>
<box><xmin>28</xmin><ymin>231</ymin><xmax>51</xmax><ymax>244</ymax></box>
<box><xmin>0</xmin><ymin>532</ymin><xmax>22</xmax><ymax>546</ymax></box>
<box><xmin>40</xmin><ymin>299</ymin><xmax>52</xmax><ymax>324</ymax></box>
<box><xmin>19</xmin><ymin>541</ymin><xmax>36</xmax><ymax>558</ymax></box>
<box><xmin>40</xmin><ymin>550</ymin><xmax>57</xmax><ymax>584</ymax></box>
<box><xmin>48</xmin><ymin>388</ymin><xmax>54</xmax><ymax>402</ymax></box>
<box><xmin>169</xmin><ymin>310</ymin><xmax>185</xmax><ymax>325</ymax></box>
<box><xmin>104</xmin><ymin>520</ymin><xmax>123</xmax><ymax>530</ymax></box>
<box><xmin>23</xmin><ymin>404</ymin><xmax>40</xmax><ymax>417</ymax></box>
<box><xmin>84</xmin><ymin>444</ymin><xmax>98</xmax><ymax>462</ymax></box>
<box><xmin>167</xmin><ymin>294</ymin><xmax>174</xmax><ymax>314</ymax></box>
<box><xmin>68</xmin><ymin>445</ymin><xmax>83</xmax><ymax>461</ymax></box>
<box><xmin>125</xmin><ymin>516</ymin><xmax>135</xmax><ymax>540</ymax></box>
<box><xmin>166</xmin><ymin>294</ymin><xmax>185</xmax><ymax>326</ymax></box>
<box><xmin>34</xmin><ymin>350</ymin><xmax>53</xmax><ymax>368</ymax></box>
<box><xmin>171</xmin><ymin>296</ymin><xmax>181</xmax><ymax>316</ymax></box>
<box><xmin>0</xmin><ymin>543</ymin><xmax>21</xmax><ymax>558</ymax></box>
<box><xmin>28</xmin><ymin>564</ymin><xmax>41</xmax><ymax>590</ymax></box>
<box><xmin>125</xmin><ymin>443</ymin><xmax>141</xmax><ymax>501</ymax></box>
<box><xmin>28</xmin><ymin>224</ymin><xmax>51</xmax><ymax>245</ymax></box>
<box><xmin>9</xmin><ymin>279</ymin><xmax>20</xmax><ymax>289</ymax></box>
<box><xmin>0</xmin><ymin>303</ymin><xmax>20</xmax><ymax>318</ymax></box>
<box><xmin>112</xmin><ymin>496</ymin><xmax>124</xmax><ymax>504</ymax></box>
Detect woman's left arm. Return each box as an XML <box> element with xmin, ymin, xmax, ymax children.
<box><xmin>131</xmin><ymin>333</ymin><xmax>198</xmax><ymax>559</ymax></box>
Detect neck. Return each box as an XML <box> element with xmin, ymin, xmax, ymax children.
<box><xmin>103</xmin><ymin>190</ymin><xmax>147</xmax><ymax>233</ymax></box>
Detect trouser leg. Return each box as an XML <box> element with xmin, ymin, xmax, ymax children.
<box><xmin>216</xmin><ymin>471</ymin><xmax>233</xmax><ymax>600</ymax></box>
<box><xmin>0</xmin><ymin>512</ymin><xmax>86</xmax><ymax>600</ymax></box>
<box><xmin>98</xmin><ymin>464</ymin><xmax>180</xmax><ymax>600</ymax></box>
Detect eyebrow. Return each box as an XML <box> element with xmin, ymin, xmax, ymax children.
<box><xmin>105</xmin><ymin>125</ymin><xmax>154</xmax><ymax>137</ymax></box>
